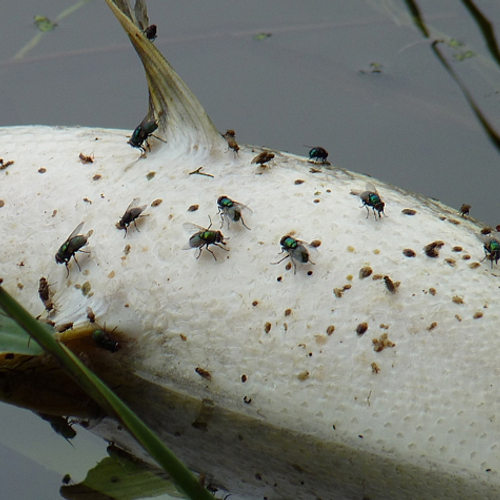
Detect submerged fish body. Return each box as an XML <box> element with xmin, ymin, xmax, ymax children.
<box><xmin>1</xmin><ymin>2</ymin><xmax>500</xmax><ymax>499</ymax></box>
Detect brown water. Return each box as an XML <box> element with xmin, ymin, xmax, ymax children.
<box><xmin>1</xmin><ymin>1</ymin><xmax>500</xmax><ymax>498</ymax></box>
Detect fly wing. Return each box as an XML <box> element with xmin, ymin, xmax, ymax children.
<box><xmin>67</xmin><ymin>222</ymin><xmax>85</xmax><ymax>240</ymax></box>
<box><xmin>126</xmin><ymin>198</ymin><xmax>148</xmax><ymax>216</ymax></box>
<box><xmin>478</xmin><ymin>231</ymin><xmax>500</xmax><ymax>245</ymax></box>
<box><xmin>365</xmin><ymin>182</ymin><xmax>378</xmax><ymax>194</ymax></box>
<box><xmin>126</xmin><ymin>197</ymin><xmax>141</xmax><ymax>211</ymax></box>
<box><xmin>183</xmin><ymin>222</ymin><xmax>206</xmax><ymax>234</ymax></box>
<box><xmin>233</xmin><ymin>200</ymin><xmax>253</xmax><ymax>215</ymax></box>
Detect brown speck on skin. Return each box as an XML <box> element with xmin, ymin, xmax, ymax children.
<box><xmin>473</xmin><ymin>312</ymin><xmax>483</xmax><ymax>319</ymax></box>
<box><xmin>333</xmin><ymin>288</ymin><xmax>343</xmax><ymax>298</ymax></box>
<box><xmin>359</xmin><ymin>266</ymin><xmax>373</xmax><ymax>279</ymax></box>
<box><xmin>107</xmin><ymin>271</ymin><xmax>115</xmax><ymax>279</ymax></box>
<box><xmin>384</xmin><ymin>276</ymin><xmax>399</xmax><ymax>294</ymax></box>
<box><xmin>439</xmin><ymin>216</ymin><xmax>446</xmax><ymax>221</ymax></box>
<box><xmin>429</xmin><ymin>288</ymin><xmax>437</xmax><ymax>296</ymax></box>
<box><xmin>371</xmin><ymin>362</ymin><xmax>381</xmax><ymax>374</ymax></box>
<box><xmin>480</xmin><ymin>228</ymin><xmax>492</xmax><ymax>235</ymax></box>
<box><xmin>403</xmin><ymin>249</ymin><xmax>416</xmax><ymax>258</ymax></box>
<box><xmin>92</xmin><ymin>174</ymin><xmax>102</xmax><ymax>181</ymax></box>
<box><xmin>310</xmin><ymin>239</ymin><xmax>321</xmax><ymax>248</ymax></box>
<box><xmin>326</xmin><ymin>325</ymin><xmax>335</xmax><ymax>335</ymax></box>
<box><xmin>151</xmin><ymin>198</ymin><xmax>163</xmax><ymax>207</ymax></box>
<box><xmin>51</xmin><ymin>210</ymin><xmax>57</xmax><ymax>217</ymax></box>
<box><xmin>452</xmin><ymin>246</ymin><xmax>463</xmax><ymax>252</ymax></box>
<box><xmin>124</xmin><ymin>304</ymin><xmax>129</xmax><ymax>308</ymax></box>
<box><xmin>459</xmin><ymin>204</ymin><xmax>471</xmax><ymax>217</ymax></box>
<box><xmin>347</xmin><ymin>246</ymin><xmax>355</xmax><ymax>253</ymax></box>
<box><xmin>452</xmin><ymin>295</ymin><xmax>464</xmax><ymax>304</ymax></box>
<box><xmin>17</xmin><ymin>261</ymin><xmax>24</xmax><ymax>267</ymax></box>
<box><xmin>17</xmin><ymin>283</ymin><xmax>24</xmax><ymax>290</ymax></box>
<box><xmin>294</xmin><ymin>179</ymin><xmax>305</xmax><ymax>185</ymax></box>
<box><xmin>298</xmin><ymin>371</ymin><xmax>310</xmax><ymax>381</ymax></box>
<box><xmin>427</xmin><ymin>322</ymin><xmax>438</xmax><ymax>331</ymax></box>
<box><xmin>0</xmin><ymin>200</ymin><xmax>5</xmax><ymax>208</ymax></box>
<box><xmin>255</xmin><ymin>473</ymin><xmax>262</xmax><ymax>481</ymax></box>
<box><xmin>252</xmin><ymin>300</ymin><xmax>258</xmax><ymax>307</ymax></box>
<box><xmin>79</xmin><ymin>153</ymin><xmax>94</xmax><ymax>164</ymax></box>
<box><xmin>180</xmin><ymin>334</ymin><xmax>187</xmax><ymax>341</ymax></box>
<box><xmin>277</xmin><ymin>276</ymin><xmax>282</xmax><ymax>282</ymax></box>
<box><xmin>402</xmin><ymin>208</ymin><xmax>417</xmax><ymax>215</ymax></box>
<box><xmin>455</xmin><ymin>314</ymin><xmax>462</xmax><ymax>321</ymax></box>
<box><xmin>379</xmin><ymin>324</ymin><xmax>389</xmax><ymax>329</ymax></box>
<box><xmin>469</xmin><ymin>261</ymin><xmax>480</xmax><ymax>268</ymax></box>
<box><xmin>241</xmin><ymin>374</ymin><xmax>247</xmax><ymax>383</ymax></box>
<box><xmin>0</xmin><ymin>159</ymin><xmax>14</xmax><ymax>170</ymax></box>
<box><xmin>243</xmin><ymin>396</ymin><xmax>252</xmax><ymax>404</ymax></box>
<box><xmin>462</xmin><ymin>254</ymin><xmax>471</xmax><ymax>260</ymax></box>
<box><xmin>373</xmin><ymin>249</ymin><xmax>380</xmax><ymax>255</ymax></box>
<box><xmin>285</xmin><ymin>309</ymin><xmax>292</xmax><ymax>316</ymax></box>
<box><xmin>448</xmin><ymin>219</ymin><xmax>460</xmax><ymax>225</ymax></box>
<box><xmin>264</xmin><ymin>322</ymin><xmax>272</xmax><ymax>333</ymax></box>
<box><xmin>372</xmin><ymin>333</ymin><xmax>395</xmax><ymax>352</ymax></box>
<box><xmin>81</xmin><ymin>281</ymin><xmax>92</xmax><ymax>296</ymax></box>
<box><xmin>372</xmin><ymin>274</ymin><xmax>383</xmax><ymax>280</ymax></box>
<box><xmin>307</xmin><ymin>270</ymin><xmax>313</xmax><ymax>276</ymax></box>
<box><xmin>283</xmin><ymin>322</ymin><xmax>288</xmax><ymax>331</ymax></box>
<box><xmin>124</xmin><ymin>244</ymin><xmax>131</xmax><ymax>255</ymax></box>
<box><xmin>4</xmin><ymin>353</ymin><xmax>14</xmax><ymax>360</ymax></box>
<box><xmin>444</xmin><ymin>258</ymin><xmax>456</xmax><ymax>267</ymax></box>
<box><xmin>187</xmin><ymin>204</ymin><xmax>199</xmax><ymax>212</ymax></box>
<box><xmin>285</xmin><ymin>262</ymin><xmax>292</xmax><ymax>271</ymax></box>
<box><xmin>83</xmin><ymin>197</ymin><xmax>92</xmax><ymax>204</ymax></box>
<box><xmin>424</xmin><ymin>241</ymin><xmax>445</xmax><ymax>258</ymax></box>
<box><xmin>315</xmin><ymin>334</ymin><xmax>327</xmax><ymax>345</ymax></box>
<box><xmin>356</xmin><ymin>322</ymin><xmax>368</xmax><ymax>335</ymax></box>
<box><xmin>146</xmin><ymin>171</ymin><xmax>156</xmax><ymax>181</ymax></box>
<box><xmin>313</xmin><ymin>199</ymin><xmax>320</xmax><ymax>204</ymax></box>
<box><xmin>38</xmin><ymin>168</ymin><xmax>46</xmax><ymax>174</ymax></box>
<box><xmin>195</xmin><ymin>367</ymin><xmax>211</xmax><ymax>381</ymax></box>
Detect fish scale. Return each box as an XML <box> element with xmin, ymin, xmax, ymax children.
<box><xmin>1</xmin><ymin>0</ymin><xmax>500</xmax><ymax>498</ymax></box>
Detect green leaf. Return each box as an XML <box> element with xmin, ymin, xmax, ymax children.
<box><xmin>0</xmin><ymin>311</ymin><xmax>43</xmax><ymax>355</ymax></box>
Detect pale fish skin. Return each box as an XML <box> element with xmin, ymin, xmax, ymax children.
<box><xmin>1</xmin><ymin>1</ymin><xmax>500</xmax><ymax>499</ymax></box>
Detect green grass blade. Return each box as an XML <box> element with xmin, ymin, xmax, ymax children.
<box><xmin>0</xmin><ymin>285</ymin><xmax>213</xmax><ymax>500</ymax></box>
